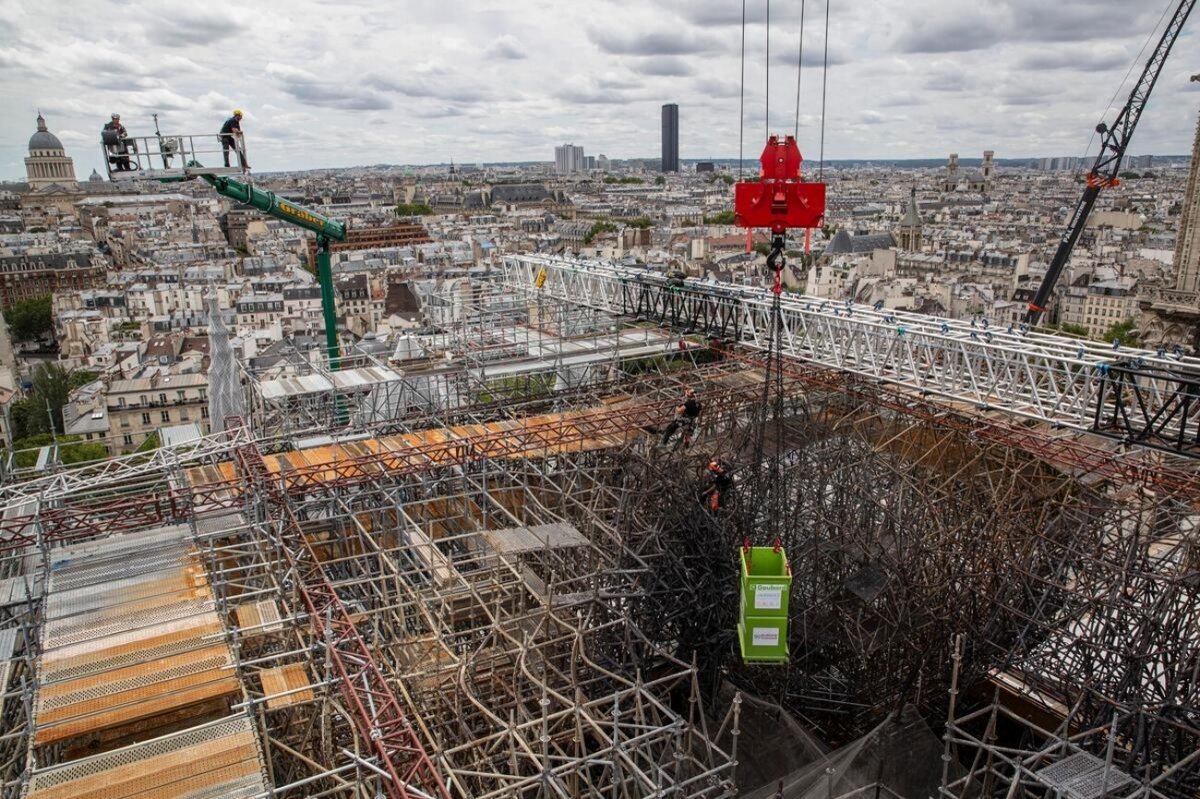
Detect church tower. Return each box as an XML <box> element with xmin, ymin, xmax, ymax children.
<box><xmin>24</xmin><ymin>113</ymin><xmax>77</xmax><ymax>189</ymax></box>
<box><xmin>897</xmin><ymin>185</ymin><xmax>922</xmax><ymax>252</ymax></box>
<box><xmin>1172</xmin><ymin>110</ymin><xmax>1200</xmax><ymax>295</ymax></box>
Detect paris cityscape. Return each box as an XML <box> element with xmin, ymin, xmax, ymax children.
<box><xmin>0</xmin><ymin>1</ymin><xmax>1198</xmax><ymax>798</ymax></box>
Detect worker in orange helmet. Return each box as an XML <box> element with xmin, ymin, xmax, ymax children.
<box><xmin>702</xmin><ymin>458</ymin><xmax>733</xmax><ymax>511</ymax></box>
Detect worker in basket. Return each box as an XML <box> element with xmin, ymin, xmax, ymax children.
<box><xmin>101</xmin><ymin>113</ymin><xmax>132</xmax><ymax>171</ymax></box>
<box><xmin>220</xmin><ymin>109</ymin><xmax>249</xmax><ymax>169</ymax></box>
<box><xmin>661</xmin><ymin>387</ymin><xmax>702</xmax><ymax>446</ymax></box>
<box><xmin>702</xmin><ymin>459</ymin><xmax>733</xmax><ymax>511</ymax></box>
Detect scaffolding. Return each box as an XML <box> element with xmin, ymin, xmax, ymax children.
<box><xmin>0</xmin><ymin>269</ymin><xmax>1197</xmax><ymax>798</ymax></box>
<box><xmin>246</xmin><ymin>281</ymin><xmax>706</xmax><ymax>442</ymax></box>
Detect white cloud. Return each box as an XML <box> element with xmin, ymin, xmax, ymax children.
<box><xmin>1</xmin><ymin>0</ymin><xmax>1197</xmax><ymax>180</ymax></box>
<box><xmin>485</xmin><ymin>34</ymin><xmax>526</xmax><ymax>60</ymax></box>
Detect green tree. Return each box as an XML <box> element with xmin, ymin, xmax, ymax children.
<box><xmin>626</xmin><ymin>217</ymin><xmax>654</xmax><ymax>229</ymax></box>
<box><xmin>11</xmin><ymin>434</ymin><xmax>107</xmax><ymax>469</ymax></box>
<box><xmin>1048</xmin><ymin>322</ymin><xmax>1089</xmax><ymax>337</ymax></box>
<box><xmin>61</xmin><ymin>439</ymin><xmax>109</xmax><ymax>465</ymax></box>
<box><xmin>7</xmin><ymin>295</ymin><xmax>53</xmax><ymax>341</ymax></box>
<box><xmin>29</xmin><ymin>362</ymin><xmax>72</xmax><ymax>435</ymax></box>
<box><xmin>1102</xmin><ymin>318</ymin><xmax>1140</xmax><ymax>347</ymax></box>
<box><xmin>704</xmin><ymin>210</ymin><xmax>736</xmax><ymax>225</ymax></box>
<box><xmin>8</xmin><ymin>398</ymin><xmax>48</xmax><ymax>441</ymax></box>
<box><xmin>584</xmin><ymin>221</ymin><xmax>618</xmax><ymax>244</ymax></box>
<box><xmin>395</xmin><ymin>202</ymin><xmax>434</xmax><ymax>216</ymax></box>
<box><xmin>68</xmin><ymin>370</ymin><xmax>99</xmax><ymax>390</ymax></box>
<box><xmin>654</xmin><ymin>175</ymin><xmax>666</xmax><ymax>185</ymax></box>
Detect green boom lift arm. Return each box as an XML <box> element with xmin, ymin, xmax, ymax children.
<box><xmin>197</xmin><ymin>171</ymin><xmax>347</xmax><ymax>370</ymax></box>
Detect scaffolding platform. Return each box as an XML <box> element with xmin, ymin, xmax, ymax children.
<box><xmin>101</xmin><ymin>132</ymin><xmax>249</xmax><ymax>182</ymax></box>
<box><xmin>26</xmin><ymin>715</ymin><xmax>267</xmax><ymax>799</ymax></box>
<box><xmin>34</xmin><ymin>524</ymin><xmax>240</xmax><ymax>747</ymax></box>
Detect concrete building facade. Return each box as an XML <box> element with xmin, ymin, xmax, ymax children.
<box><xmin>106</xmin><ymin>372</ymin><xmax>210</xmax><ymax>450</ymax></box>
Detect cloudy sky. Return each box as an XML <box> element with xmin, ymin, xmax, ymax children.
<box><xmin>3</xmin><ymin>0</ymin><xmax>1198</xmax><ymax>178</ymax></box>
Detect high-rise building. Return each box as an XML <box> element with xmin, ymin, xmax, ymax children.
<box><xmin>1172</xmin><ymin>113</ymin><xmax>1200</xmax><ymax>295</ymax></box>
<box><xmin>554</xmin><ymin>144</ymin><xmax>585</xmax><ymax>174</ymax></box>
<box><xmin>661</xmin><ymin>104</ymin><xmax>679</xmax><ymax>172</ymax></box>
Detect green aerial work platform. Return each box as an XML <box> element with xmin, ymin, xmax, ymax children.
<box><xmin>738</xmin><ymin>545</ymin><xmax>792</xmax><ymax>664</ymax></box>
<box><xmin>100</xmin><ymin>122</ymin><xmax>348</xmax><ymax>376</ymax></box>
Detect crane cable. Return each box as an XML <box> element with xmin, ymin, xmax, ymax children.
<box><xmin>739</xmin><ymin>0</ymin><xmax>747</xmax><ymax>180</ymax></box>
<box><xmin>818</xmin><ymin>0</ymin><xmax>831</xmax><ymax>180</ymax></box>
<box><xmin>794</xmin><ymin>0</ymin><xmax>806</xmax><ymax>139</ymax></box>
<box><xmin>1074</xmin><ymin>0</ymin><xmax>1175</xmax><ymax>180</ymax></box>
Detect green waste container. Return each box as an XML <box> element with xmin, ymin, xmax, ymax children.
<box><xmin>738</xmin><ymin>545</ymin><xmax>792</xmax><ymax>663</ymax></box>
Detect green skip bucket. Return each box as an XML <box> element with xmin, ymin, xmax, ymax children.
<box><xmin>738</xmin><ymin>546</ymin><xmax>792</xmax><ymax>664</ymax></box>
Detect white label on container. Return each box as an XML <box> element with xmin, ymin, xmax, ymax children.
<box><xmin>754</xmin><ymin>584</ymin><xmax>783</xmax><ymax>610</ymax></box>
<box><xmin>752</xmin><ymin>627</ymin><xmax>779</xmax><ymax>647</ymax></box>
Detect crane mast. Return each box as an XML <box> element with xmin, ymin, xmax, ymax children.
<box><xmin>1025</xmin><ymin>0</ymin><xmax>1196</xmax><ymax>325</ymax></box>
<box><xmin>199</xmin><ymin>173</ymin><xmax>348</xmax><ymax>369</ymax></box>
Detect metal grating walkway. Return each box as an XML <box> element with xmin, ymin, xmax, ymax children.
<box><xmin>26</xmin><ymin>715</ymin><xmax>267</xmax><ymax>799</ymax></box>
<box><xmin>34</xmin><ymin>524</ymin><xmax>239</xmax><ymax>746</ymax></box>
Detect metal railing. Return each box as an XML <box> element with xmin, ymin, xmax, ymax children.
<box><xmin>101</xmin><ymin>132</ymin><xmax>249</xmax><ymax>180</ymax></box>
<box><xmin>500</xmin><ymin>255</ymin><xmax>1200</xmax><ymax>455</ymax></box>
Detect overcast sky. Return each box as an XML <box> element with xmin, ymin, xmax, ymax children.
<box><xmin>3</xmin><ymin>0</ymin><xmax>1199</xmax><ymax>178</ymax></box>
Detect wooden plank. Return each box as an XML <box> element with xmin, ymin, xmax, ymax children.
<box><xmin>36</xmin><ymin>675</ymin><xmax>240</xmax><ymax>745</ymax></box>
<box><xmin>260</xmin><ymin>663</ymin><xmax>314</xmax><ymax>709</ymax></box>
<box><xmin>41</xmin><ymin>620</ymin><xmax>225</xmax><ymax>682</ymax></box>
<box><xmin>28</xmin><ymin>729</ymin><xmax>259</xmax><ymax>799</ymax></box>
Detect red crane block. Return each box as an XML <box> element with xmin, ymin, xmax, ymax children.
<box><xmin>734</xmin><ymin>135</ymin><xmax>826</xmax><ymax>233</ymax></box>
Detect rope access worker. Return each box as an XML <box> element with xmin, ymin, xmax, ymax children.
<box><xmin>220</xmin><ymin>110</ymin><xmax>249</xmax><ymax>169</ymax></box>
<box><xmin>101</xmin><ymin>114</ymin><xmax>132</xmax><ymax>171</ymax></box>
<box><xmin>661</xmin><ymin>388</ymin><xmax>702</xmax><ymax>446</ymax></box>
<box><xmin>702</xmin><ymin>459</ymin><xmax>733</xmax><ymax>511</ymax></box>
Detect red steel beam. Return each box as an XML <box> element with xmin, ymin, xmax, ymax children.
<box><xmin>230</xmin><ymin>421</ymin><xmax>450</xmax><ymax>799</ymax></box>
<box><xmin>271</xmin><ymin>385</ymin><xmax>764</xmax><ymax>494</ymax></box>
<box><xmin>4</xmin><ymin>363</ymin><xmax>1196</xmax><ymax>555</ymax></box>
<box><xmin>721</xmin><ymin>346</ymin><xmax>1200</xmax><ymax>501</ymax></box>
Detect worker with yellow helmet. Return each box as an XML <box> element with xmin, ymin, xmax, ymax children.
<box><xmin>219</xmin><ymin>109</ymin><xmax>249</xmax><ymax>170</ymax></box>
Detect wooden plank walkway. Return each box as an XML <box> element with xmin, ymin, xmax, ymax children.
<box><xmin>27</xmin><ymin>716</ymin><xmax>266</xmax><ymax>799</ymax></box>
<box><xmin>185</xmin><ymin>402</ymin><xmax>648</xmax><ymax>495</ymax></box>
<box><xmin>35</xmin><ymin>524</ymin><xmax>240</xmax><ymax>746</ymax></box>
<box><xmin>26</xmin><ymin>524</ymin><xmax>268</xmax><ymax>798</ymax></box>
